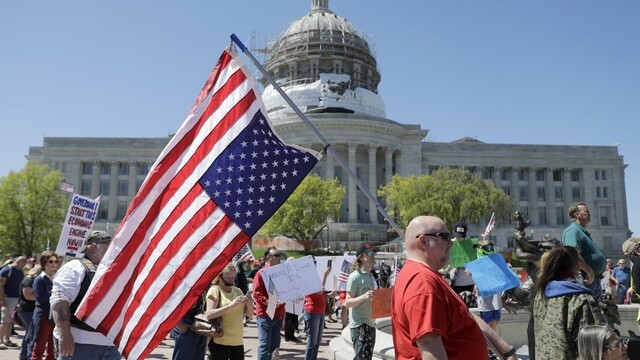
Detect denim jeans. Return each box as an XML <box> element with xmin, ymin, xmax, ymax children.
<box><xmin>18</xmin><ymin>311</ymin><xmax>33</xmax><ymax>360</ymax></box>
<box><xmin>58</xmin><ymin>343</ymin><xmax>120</xmax><ymax>360</ymax></box>
<box><xmin>580</xmin><ymin>271</ymin><xmax>603</xmax><ymax>300</ymax></box>
<box><xmin>171</xmin><ymin>326</ymin><xmax>206</xmax><ymax>360</ymax></box>
<box><xmin>303</xmin><ymin>311</ymin><xmax>324</xmax><ymax>360</ymax></box>
<box><xmin>256</xmin><ymin>316</ymin><xmax>283</xmax><ymax>360</ymax></box>
<box><xmin>350</xmin><ymin>324</ymin><xmax>376</xmax><ymax>360</ymax></box>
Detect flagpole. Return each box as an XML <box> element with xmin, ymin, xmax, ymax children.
<box><xmin>230</xmin><ymin>34</ymin><xmax>405</xmax><ymax>239</ymax></box>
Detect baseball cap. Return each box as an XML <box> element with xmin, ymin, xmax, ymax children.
<box><xmin>356</xmin><ymin>243</ymin><xmax>377</xmax><ymax>257</ymax></box>
<box><xmin>79</xmin><ymin>230</ymin><xmax>112</xmax><ymax>253</ymax></box>
<box><xmin>453</xmin><ymin>222</ymin><xmax>467</xmax><ymax>238</ymax></box>
<box><xmin>622</xmin><ymin>237</ymin><xmax>640</xmax><ymax>257</ymax></box>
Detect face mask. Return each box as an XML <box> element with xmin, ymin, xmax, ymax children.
<box><xmin>222</xmin><ymin>277</ymin><xmax>235</xmax><ymax>287</ymax></box>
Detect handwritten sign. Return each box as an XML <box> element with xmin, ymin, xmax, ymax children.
<box><xmin>285</xmin><ymin>297</ymin><xmax>305</xmax><ymax>317</ymax></box>
<box><xmin>465</xmin><ymin>253</ymin><xmax>520</xmax><ymax>297</ymax></box>
<box><xmin>260</xmin><ymin>256</ymin><xmax>323</xmax><ymax>303</ymax></box>
<box><xmin>449</xmin><ymin>239</ymin><xmax>477</xmax><ymax>268</ymax></box>
<box><xmin>56</xmin><ymin>194</ymin><xmax>101</xmax><ymax>257</ymax></box>
<box><xmin>371</xmin><ymin>288</ymin><xmax>392</xmax><ymax>319</ymax></box>
<box><xmin>314</xmin><ymin>256</ymin><xmax>356</xmax><ymax>291</ymax></box>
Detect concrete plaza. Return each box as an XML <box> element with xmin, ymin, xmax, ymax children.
<box><xmin>0</xmin><ymin>318</ymin><xmax>344</xmax><ymax>359</ymax></box>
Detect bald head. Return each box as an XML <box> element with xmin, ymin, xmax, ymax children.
<box><xmin>405</xmin><ymin>216</ymin><xmax>447</xmax><ymax>251</ymax></box>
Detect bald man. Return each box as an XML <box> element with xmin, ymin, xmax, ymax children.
<box><xmin>391</xmin><ymin>216</ymin><xmax>517</xmax><ymax>360</ymax></box>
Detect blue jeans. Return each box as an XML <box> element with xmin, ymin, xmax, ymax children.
<box><xmin>171</xmin><ymin>326</ymin><xmax>206</xmax><ymax>360</ymax></box>
<box><xmin>350</xmin><ymin>324</ymin><xmax>376</xmax><ymax>360</ymax></box>
<box><xmin>58</xmin><ymin>343</ymin><xmax>120</xmax><ymax>360</ymax></box>
<box><xmin>303</xmin><ymin>311</ymin><xmax>324</xmax><ymax>360</ymax></box>
<box><xmin>18</xmin><ymin>311</ymin><xmax>33</xmax><ymax>360</ymax></box>
<box><xmin>256</xmin><ymin>316</ymin><xmax>283</xmax><ymax>360</ymax></box>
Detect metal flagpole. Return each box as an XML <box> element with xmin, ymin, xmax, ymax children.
<box><xmin>230</xmin><ymin>34</ymin><xmax>405</xmax><ymax>239</ymax></box>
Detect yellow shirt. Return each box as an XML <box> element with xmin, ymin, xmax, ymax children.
<box><xmin>207</xmin><ymin>285</ymin><xmax>245</xmax><ymax>346</ymax></box>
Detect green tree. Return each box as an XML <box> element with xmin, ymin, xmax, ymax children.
<box><xmin>0</xmin><ymin>162</ymin><xmax>67</xmax><ymax>256</ymax></box>
<box><xmin>378</xmin><ymin>168</ymin><xmax>513</xmax><ymax>232</ymax></box>
<box><xmin>260</xmin><ymin>174</ymin><xmax>345</xmax><ymax>252</ymax></box>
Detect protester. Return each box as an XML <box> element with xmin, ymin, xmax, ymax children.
<box><xmin>206</xmin><ymin>262</ymin><xmax>253</xmax><ymax>360</ymax></box>
<box><xmin>562</xmin><ymin>202</ymin><xmax>606</xmax><ymax>299</ymax></box>
<box><xmin>378</xmin><ymin>261</ymin><xmax>391</xmax><ymax>288</ymax></box>
<box><xmin>344</xmin><ymin>243</ymin><xmax>378</xmax><ymax>360</ymax></box>
<box><xmin>610</xmin><ymin>259</ymin><xmax>631</xmax><ymax>305</ymax></box>
<box><xmin>0</xmin><ymin>256</ymin><xmax>27</xmax><ymax>349</ymax></box>
<box><xmin>172</xmin><ymin>293</ymin><xmax>206</xmax><ymax>360</ymax></box>
<box><xmin>601</xmin><ymin>259</ymin><xmax>614</xmax><ymax>299</ymax></box>
<box><xmin>534</xmin><ymin>245</ymin><xmax>606</xmax><ymax>359</ymax></box>
<box><xmin>252</xmin><ymin>247</ymin><xmax>285</xmax><ymax>360</ymax></box>
<box><xmin>577</xmin><ymin>325</ymin><xmax>629</xmax><ymax>360</ymax></box>
<box><xmin>302</xmin><ymin>258</ymin><xmax>331</xmax><ymax>360</ymax></box>
<box><xmin>19</xmin><ymin>265</ymin><xmax>42</xmax><ymax>360</ymax></box>
<box><xmin>448</xmin><ymin>222</ymin><xmax>476</xmax><ymax>296</ymax></box>
<box><xmin>28</xmin><ymin>251</ymin><xmax>59</xmax><ymax>360</ymax></box>
<box><xmin>51</xmin><ymin>231</ymin><xmax>121</xmax><ymax>359</ymax></box>
<box><xmin>391</xmin><ymin>215</ymin><xmax>517</xmax><ymax>360</ymax></box>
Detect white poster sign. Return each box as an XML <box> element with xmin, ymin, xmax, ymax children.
<box><xmin>260</xmin><ymin>255</ymin><xmax>323</xmax><ymax>303</ymax></box>
<box><xmin>314</xmin><ymin>255</ymin><xmax>356</xmax><ymax>291</ymax></box>
<box><xmin>56</xmin><ymin>194</ymin><xmax>101</xmax><ymax>257</ymax></box>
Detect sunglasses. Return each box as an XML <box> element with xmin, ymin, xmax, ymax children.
<box><xmin>47</xmin><ymin>260</ymin><xmax>58</xmax><ymax>264</ymax></box>
<box><xmin>605</xmin><ymin>338</ymin><xmax>629</xmax><ymax>351</ymax></box>
<box><xmin>270</xmin><ymin>253</ymin><xmax>282</xmax><ymax>258</ymax></box>
<box><xmin>416</xmin><ymin>232</ymin><xmax>451</xmax><ymax>242</ymax></box>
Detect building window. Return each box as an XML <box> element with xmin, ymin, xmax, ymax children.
<box><xmin>501</xmin><ymin>186</ymin><xmax>511</xmax><ymax>196</ymax></box>
<box><xmin>553</xmin><ymin>170</ymin><xmax>562</xmax><ymax>182</ymax></box>
<box><xmin>554</xmin><ymin>186</ymin><xmax>563</xmax><ymax>200</ymax></box>
<box><xmin>537</xmin><ymin>186</ymin><xmax>546</xmax><ymax>200</ymax></box>
<box><xmin>603</xmin><ymin>236</ymin><xmax>613</xmax><ymax>251</ymax></box>
<box><xmin>138</xmin><ymin>163</ymin><xmax>149</xmax><ymax>176</ymax></box>
<box><xmin>538</xmin><ymin>207</ymin><xmax>547</xmax><ymax>225</ymax></box>
<box><xmin>501</xmin><ymin>169</ymin><xmax>510</xmax><ymax>181</ymax></box>
<box><xmin>98</xmin><ymin>202</ymin><xmax>109</xmax><ymax>220</ymax></box>
<box><xmin>101</xmin><ymin>163</ymin><xmax>111</xmax><ymax>175</ymax></box>
<box><xmin>603</xmin><ymin>186</ymin><xmax>608</xmax><ymax>198</ymax></box>
<box><xmin>599</xmin><ymin>206</ymin><xmax>611</xmax><ymax>226</ymax></box>
<box><xmin>100</xmin><ymin>180</ymin><xmax>110</xmax><ymax>195</ymax></box>
<box><xmin>594</xmin><ymin>169</ymin><xmax>607</xmax><ymax>181</ymax></box>
<box><xmin>572</xmin><ymin>187</ymin><xmax>581</xmax><ymax>200</ymax></box>
<box><xmin>482</xmin><ymin>168</ymin><xmax>493</xmax><ymax>179</ymax></box>
<box><xmin>117</xmin><ymin>201</ymin><xmax>128</xmax><ymax>220</ymax></box>
<box><xmin>519</xmin><ymin>186</ymin><xmax>528</xmax><ymax>201</ymax></box>
<box><xmin>518</xmin><ymin>169</ymin><xmax>527</xmax><ymax>181</ymax></box>
<box><xmin>571</xmin><ymin>170</ymin><xmax>580</xmax><ymax>182</ymax></box>
<box><xmin>536</xmin><ymin>169</ymin><xmax>545</xmax><ymax>181</ymax></box>
<box><xmin>118</xmin><ymin>180</ymin><xmax>128</xmax><ymax>196</ymax></box>
<box><xmin>119</xmin><ymin>163</ymin><xmax>129</xmax><ymax>176</ymax></box>
<box><xmin>82</xmin><ymin>162</ymin><xmax>93</xmax><ymax>175</ymax></box>
<box><xmin>556</xmin><ymin>206</ymin><xmax>565</xmax><ymax>225</ymax></box>
<box><xmin>81</xmin><ymin>180</ymin><xmax>92</xmax><ymax>195</ymax></box>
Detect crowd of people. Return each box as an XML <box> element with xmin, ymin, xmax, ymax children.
<box><xmin>0</xmin><ymin>201</ymin><xmax>636</xmax><ymax>359</ymax></box>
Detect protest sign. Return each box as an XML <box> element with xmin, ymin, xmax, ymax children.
<box><xmin>465</xmin><ymin>253</ymin><xmax>520</xmax><ymax>297</ymax></box>
<box><xmin>56</xmin><ymin>194</ymin><xmax>101</xmax><ymax>257</ymax></box>
<box><xmin>449</xmin><ymin>239</ymin><xmax>478</xmax><ymax>267</ymax></box>
<box><xmin>261</xmin><ymin>255</ymin><xmax>323</xmax><ymax>303</ymax></box>
<box><xmin>314</xmin><ymin>255</ymin><xmax>356</xmax><ymax>291</ymax></box>
<box><xmin>371</xmin><ymin>288</ymin><xmax>393</xmax><ymax>319</ymax></box>
<box><xmin>285</xmin><ymin>297</ymin><xmax>305</xmax><ymax>317</ymax></box>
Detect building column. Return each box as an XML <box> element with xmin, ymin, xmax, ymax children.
<box><xmin>545</xmin><ymin>167</ymin><xmax>555</xmax><ymax>226</ymax></box>
<box><xmin>128</xmin><ymin>161</ymin><xmax>137</xmax><ymax>197</ymax></box>
<box><xmin>563</xmin><ymin>168</ymin><xmax>572</xmax><ymax>214</ymax></box>
<box><xmin>325</xmin><ymin>149</ymin><xmax>335</xmax><ymax>180</ymax></box>
<box><xmin>385</xmin><ymin>147</ymin><xmax>393</xmax><ymax>184</ymax></box>
<box><xmin>510</xmin><ymin>167</ymin><xmax>519</xmax><ymax>204</ymax></box>
<box><xmin>348</xmin><ymin>143</ymin><xmax>358</xmax><ymax>223</ymax></box>
<box><xmin>91</xmin><ymin>161</ymin><xmax>100</xmax><ymax>199</ymax></box>
<box><xmin>528</xmin><ymin>167</ymin><xmax>538</xmax><ymax>225</ymax></box>
<box><xmin>109</xmin><ymin>161</ymin><xmax>118</xmax><ymax>218</ymax></box>
<box><xmin>368</xmin><ymin>144</ymin><xmax>378</xmax><ymax>224</ymax></box>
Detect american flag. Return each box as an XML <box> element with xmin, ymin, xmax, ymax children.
<box><xmin>481</xmin><ymin>212</ymin><xmax>496</xmax><ymax>240</ymax></box>
<box><xmin>74</xmin><ymin>46</ymin><xmax>319</xmax><ymax>360</ymax></box>
<box><xmin>390</xmin><ymin>255</ymin><xmax>403</xmax><ymax>287</ymax></box>
<box><xmin>337</xmin><ymin>259</ymin><xmax>352</xmax><ymax>283</ymax></box>
<box><xmin>59</xmin><ymin>180</ymin><xmax>76</xmax><ymax>194</ymax></box>
<box><xmin>233</xmin><ymin>242</ymin><xmax>255</xmax><ymax>263</ymax></box>
<box><xmin>266</xmin><ymin>275</ymin><xmax>279</xmax><ymax>319</ymax></box>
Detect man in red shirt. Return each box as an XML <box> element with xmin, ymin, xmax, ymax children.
<box><xmin>252</xmin><ymin>247</ymin><xmax>285</xmax><ymax>360</ymax></box>
<box><xmin>391</xmin><ymin>216</ymin><xmax>517</xmax><ymax>360</ymax></box>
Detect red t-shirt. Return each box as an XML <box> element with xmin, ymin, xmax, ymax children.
<box><xmin>252</xmin><ymin>265</ymin><xmax>285</xmax><ymax>320</ymax></box>
<box><xmin>304</xmin><ymin>291</ymin><xmax>326</xmax><ymax>315</ymax></box>
<box><xmin>391</xmin><ymin>259</ymin><xmax>488</xmax><ymax>360</ymax></box>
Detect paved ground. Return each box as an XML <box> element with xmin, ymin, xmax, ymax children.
<box><xmin>0</xmin><ymin>318</ymin><xmax>344</xmax><ymax>359</ymax></box>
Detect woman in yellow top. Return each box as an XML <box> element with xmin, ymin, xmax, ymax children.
<box><xmin>206</xmin><ymin>262</ymin><xmax>254</xmax><ymax>360</ymax></box>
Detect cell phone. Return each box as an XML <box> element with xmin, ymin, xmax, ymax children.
<box><xmin>327</xmin><ymin>259</ymin><xmax>333</xmax><ymax>268</ymax></box>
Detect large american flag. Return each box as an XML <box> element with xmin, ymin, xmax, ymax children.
<box><xmin>481</xmin><ymin>212</ymin><xmax>496</xmax><ymax>240</ymax></box>
<box><xmin>75</xmin><ymin>46</ymin><xmax>319</xmax><ymax>360</ymax></box>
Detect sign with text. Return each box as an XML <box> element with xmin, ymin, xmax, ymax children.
<box><xmin>449</xmin><ymin>239</ymin><xmax>477</xmax><ymax>268</ymax></box>
<box><xmin>371</xmin><ymin>288</ymin><xmax>393</xmax><ymax>319</ymax></box>
<box><xmin>314</xmin><ymin>255</ymin><xmax>356</xmax><ymax>292</ymax></box>
<box><xmin>261</xmin><ymin>256</ymin><xmax>323</xmax><ymax>303</ymax></box>
<box><xmin>56</xmin><ymin>194</ymin><xmax>101</xmax><ymax>257</ymax></box>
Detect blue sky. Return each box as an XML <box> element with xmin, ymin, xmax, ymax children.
<box><xmin>1</xmin><ymin>1</ymin><xmax>639</xmax><ymax>234</ymax></box>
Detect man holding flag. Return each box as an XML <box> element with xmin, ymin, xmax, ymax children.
<box><xmin>72</xmin><ymin>45</ymin><xmax>320</xmax><ymax>360</ymax></box>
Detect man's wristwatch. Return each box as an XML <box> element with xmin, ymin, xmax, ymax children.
<box><xmin>502</xmin><ymin>346</ymin><xmax>516</xmax><ymax>358</ymax></box>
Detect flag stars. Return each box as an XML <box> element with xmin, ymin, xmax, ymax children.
<box><xmin>251</xmin><ymin>151</ymin><xmax>258</xmax><ymax>158</ymax></box>
<box><xmin>259</xmin><ymin>186</ymin><xmax>266</xmax><ymax>193</ymax></box>
<box><xmin>245</xmin><ymin>210</ymin><xmax>252</xmax><ymax>217</ymax></box>
<box><xmin>280</xmin><ymin>183</ymin><xmax>286</xmax><ymax>190</ymax></box>
<box><xmin>260</xmin><ymin>174</ymin><xmax>267</xmax><ymax>181</ymax></box>
<box><xmin>215</xmin><ymin>179</ymin><xmax>222</xmax><ymax>186</ymax></box>
<box><xmin>293</xmin><ymin>158</ymin><xmax>299</xmax><ymax>164</ymax></box>
<box><xmin>244</xmin><ymin>222</ymin><xmax>251</xmax><ymax>228</ymax></box>
<box><xmin>248</xmin><ymin>186</ymin><xmax>255</xmax><ymax>193</ymax></box>
<box><xmin>227</xmin><ymin>165</ymin><xmax>234</xmax><ymax>172</ymax></box>
<box><xmin>263</xmin><ymin>139</ymin><xmax>270</xmax><ymax>146</ymax></box>
<box><xmin>247</xmin><ymin>198</ymin><xmax>254</xmax><ymax>205</ymax></box>
<box><xmin>270</xmin><ymin>184</ymin><xmax>277</xmax><ymax>191</ymax></box>
<box><xmin>271</xmin><ymin>172</ymin><xmax>278</xmax><ymax>179</ymax></box>
<box><xmin>234</xmin><ymin>211</ymin><xmax>241</xmax><ymax>218</ymax></box>
<box><xmin>228</xmin><ymin>154</ymin><xmax>235</xmax><ymax>160</ymax></box>
<box><xmin>258</xmin><ymin>197</ymin><xmax>265</xmax><ymax>204</ymax></box>
<box><xmin>250</xmin><ymin>163</ymin><xmax>257</xmax><ymax>170</ymax></box>
<box><xmin>252</xmin><ymin>140</ymin><xmax>259</xmax><ymax>147</ymax></box>
<box><xmin>262</xmin><ymin>150</ymin><xmax>269</xmax><ymax>157</ymax></box>
<box><xmin>239</xmin><ymin>153</ymin><xmax>247</xmax><ymax>160</ymax></box>
<box><xmin>303</xmin><ymin>156</ymin><xmax>310</xmax><ymax>162</ymax></box>
<box><xmin>226</xmin><ymin>178</ymin><xmax>233</xmax><ymax>185</ymax></box>
<box><xmin>249</xmin><ymin>175</ymin><xmax>256</xmax><ymax>182</ymax></box>
<box><xmin>225</xmin><ymin>189</ymin><xmax>232</xmax><ymax>196</ymax></box>
<box><xmin>274</xmin><ymin>149</ymin><xmax>280</xmax><ymax>156</ymax></box>
<box><xmin>257</xmin><ymin>209</ymin><xmax>264</xmax><ymax>216</ymax></box>
<box><xmin>216</xmin><ymin>167</ymin><xmax>223</xmax><ymax>173</ymax></box>
<box><xmin>236</xmin><ymin>188</ymin><xmax>243</xmax><ymax>195</ymax></box>
<box><xmin>281</xmin><ymin>171</ymin><xmax>288</xmax><ymax>178</ymax></box>
<box><xmin>292</xmin><ymin>170</ymin><xmax>298</xmax><ymax>177</ymax></box>
<box><xmin>213</xmin><ymin>191</ymin><xmax>220</xmax><ymax>197</ymax></box>
<box><xmin>237</xmin><ymin>176</ymin><xmax>244</xmax><ymax>183</ymax></box>
<box><xmin>252</xmin><ymin>129</ymin><xmax>259</xmax><ymax>135</ymax></box>
<box><xmin>224</xmin><ymin>201</ymin><xmax>231</xmax><ymax>208</ymax></box>
<box><xmin>204</xmin><ymin>180</ymin><xmax>211</xmax><ymax>187</ymax></box>
<box><xmin>261</xmin><ymin>162</ymin><xmax>268</xmax><ymax>169</ymax></box>
<box><xmin>240</xmin><ymin>141</ymin><xmax>247</xmax><ymax>148</ymax></box>
<box><xmin>272</xmin><ymin>160</ymin><xmax>279</xmax><ymax>167</ymax></box>
<box><xmin>269</xmin><ymin>196</ymin><xmax>276</xmax><ymax>203</ymax></box>
<box><xmin>283</xmin><ymin>159</ymin><xmax>289</xmax><ymax>166</ymax></box>
<box><xmin>235</xmin><ymin>199</ymin><xmax>242</xmax><ymax>207</ymax></box>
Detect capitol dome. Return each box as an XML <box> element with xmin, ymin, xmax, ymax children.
<box><xmin>263</xmin><ymin>0</ymin><xmax>386</xmax><ymax>119</ymax></box>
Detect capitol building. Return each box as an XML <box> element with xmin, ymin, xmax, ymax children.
<box><xmin>28</xmin><ymin>0</ymin><xmax>630</xmax><ymax>257</ymax></box>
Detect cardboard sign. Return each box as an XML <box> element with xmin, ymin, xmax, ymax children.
<box><xmin>449</xmin><ymin>239</ymin><xmax>477</xmax><ymax>268</ymax></box>
<box><xmin>260</xmin><ymin>255</ymin><xmax>323</xmax><ymax>303</ymax></box>
<box><xmin>56</xmin><ymin>194</ymin><xmax>101</xmax><ymax>257</ymax></box>
<box><xmin>465</xmin><ymin>253</ymin><xmax>521</xmax><ymax>297</ymax></box>
<box><xmin>314</xmin><ymin>255</ymin><xmax>356</xmax><ymax>291</ymax></box>
<box><xmin>371</xmin><ymin>288</ymin><xmax>393</xmax><ymax>319</ymax></box>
